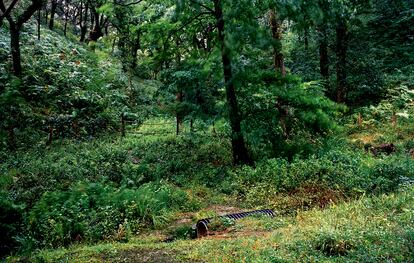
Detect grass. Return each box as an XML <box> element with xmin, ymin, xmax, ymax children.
<box><xmin>2</xmin><ymin>16</ymin><xmax>414</xmax><ymax>263</ymax></box>
<box><xmin>2</xmin><ymin>116</ymin><xmax>414</xmax><ymax>261</ymax></box>
<box><xmin>9</xmin><ymin>186</ymin><xmax>413</xmax><ymax>262</ymax></box>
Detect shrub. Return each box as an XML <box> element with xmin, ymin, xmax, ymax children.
<box><xmin>369</xmin><ymin>157</ymin><xmax>414</xmax><ymax>193</ymax></box>
<box><xmin>228</xmin><ymin>147</ymin><xmax>413</xmax><ymax>206</ymax></box>
<box><xmin>314</xmin><ymin>232</ymin><xmax>355</xmax><ymax>256</ymax></box>
<box><xmin>168</xmin><ymin>225</ymin><xmax>194</xmax><ymax>241</ymax></box>
<box><xmin>28</xmin><ymin>182</ymin><xmax>200</xmax><ymax>248</ymax></box>
<box><xmin>0</xmin><ymin>193</ymin><xmax>24</xmax><ymax>258</ymax></box>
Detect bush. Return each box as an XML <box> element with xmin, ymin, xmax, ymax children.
<box><xmin>0</xmin><ymin>193</ymin><xmax>24</xmax><ymax>258</ymax></box>
<box><xmin>129</xmin><ymin>134</ymin><xmax>231</xmax><ymax>186</ymax></box>
<box><xmin>168</xmin><ymin>225</ymin><xmax>195</xmax><ymax>241</ymax></box>
<box><xmin>228</xmin><ymin>147</ymin><xmax>413</xmax><ymax>206</ymax></box>
<box><xmin>314</xmin><ymin>232</ymin><xmax>355</xmax><ymax>256</ymax></box>
<box><xmin>28</xmin><ymin>182</ymin><xmax>200</xmax><ymax>248</ymax></box>
<box><xmin>240</xmin><ymin>75</ymin><xmax>344</xmax><ymax>160</ymax></box>
<box><xmin>369</xmin><ymin>157</ymin><xmax>414</xmax><ymax>193</ymax></box>
<box><xmin>0</xmin><ymin>24</ymin><xmax>137</xmax><ymax>148</ymax></box>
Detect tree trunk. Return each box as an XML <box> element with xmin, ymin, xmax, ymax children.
<box><xmin>304</xmin><ymin>27</ymin><xmax>309</xmax><ymax>51</ymax></box>
<box><xmin>176</xmin><ymin>90</ymin><xmax>183</xmax><ymax>135</ymax></box>
<box><xmin>130</xmin><ymin>30</ymin><xmax>141</xmax><ymax>70</ymax></box>
<box><xmin>80</xmin><ymin>26</ymin><xmax>87</xmax><ymax>42</ymax></box>
<box><xmin>175</xmin><ymin>37</ymin><xmax>181</xmax><ymax>64</ymax></box>
<box><xmin>120</xmin><ymin>113</ymin><xmax>125</xmax><ymax>137</ymax></box>
<box><xmin>44</xmin><ymin>5</ymin><xmax>48</xmax><ymax>23</ymax></box>
<box><xmin>268</xmin><ymin>9</ymin><xmax>285</xmax><ymax>77</ymax></box>
<box><xmin>63</xmin><ymin>3</ymin><xmax>69</xmax><ymax>36</ymax></box>
<box><xmin>336</xmin><ymin>19</ymin><xmax>348</xmax><ymax>103</ymax></box>
<box><xmin>37</xmin><ymin>8</ymin><xmax>41</xmax><ymax>40</ymax></box>
<box><xmin>7</xmin><ymin>126</ymin><xmax>16</xmax><ymax>150</ymax></box>
<box><xmin>89</xmin><ymin>9</ymin><xmax>94</xmax><ymax>30</ymax></box>
<box><xmin>214</xmin><ymin>0</ymin><xmax>251</xmax><ymax>165</ymax></box>
<box><xmin>47</xmin><ymin>125</ymin><xmax>53</xmax><ymax>145</ymax></box>
<box><xmin>176</xmin><ymin>114</ymin><xmax>180</xmax><ymax>135</ymax></box>
<box><xmin>318</xmin><ymin>26</ymin><xmax>329</xmax><ymax>79</ymax></box>
<box><xmin>111</xmin><ymin>37</ymin><xmax>116</xmax><ymax>53</ymax></box>
<box><xmin>104</xmin><ymin>23</ymin><xmax>109</xmax><ymax>36</ymax></box>
<box><xmin>79</xmin><ymin>1</ymin><xmax>88</xmax><ymax>42</ymax></box>
<box><xmin>49</xmin><ymin>0</ymin><xmax>57</xmax><ymax>30</ymax></box>
<box><xmin>9</xmin><ymin>22</ymin><xmax>22</xmax><ymax>76</ymax></box>
<box><xmin>88</xmin><ymin>8</ymin><xmax>102</xmax><ymax>41</ymax></box>
<box><xmin>118</xmin><ymin>33</ymin><xmax>130</xmax><ymax>71</ymax></box>
<box><xmin>4</xmin><ymin>0</ymin><xmax>43</xmax><ymax>77</ymax></box>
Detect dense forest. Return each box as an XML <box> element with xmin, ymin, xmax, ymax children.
<box><xmin>1</xmin><ymin>0</ymin><xmax>414</xmax><ymax>262</ymax></box>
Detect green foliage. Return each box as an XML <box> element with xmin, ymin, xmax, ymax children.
<box><xmin>1</xmin><ymin>127</ymin><xmax>231</xmax><ymax>209</ymax></box>
<box><xmin>169</xmin><ymin>225</ymin><xmax>194</xmax><ymax>240</ymax></box>
<box><xmin>8</xmin><ymin>187</ymin><xmax>413</xmax><ymax>262</ymax></box>
<box><xmin>0</xmin><ymin>25</ymin><xmax>135</xmax><ymax>147</ymax></box>
<box><xmin>208</xmin><ymin>216</ymin><xmax>235</xmax><ymax>232</ymax></box>
<box><xmin>158</xmin><ymin>60</ymin><xmax>221</xmax><ymax>125</ymax></box>
<box><xmin>0</xmin><ymin>192</ymin><xmax>24</xmax><ymax>257</ymax></box>
<box><xmin>3</xmin><ymin>142</ymin><xmax>137</xmax><ymax>206</ymax></box>
<box><xmin>240</xmin><ymin>75</ymin><xmax>344</xmax><ymax>159</ymax></box>
<box><xmin>28</xmin><ymin>182</ymin><xmax>199</xmax><ymax>248</ymax></box>
<box><xmin>314</xmin><ymin>232</ymin><xmax>355</xmax><ymax>256</ymax></box>
<box><xmin>227</xmin><ymin>145</ymin><xmax>414</xmax><ymax>207</ymax></box>
<box><xmin>129</xmin><ymin>133</ymin><xmax>232</xmax><ymax>186</ymax></box>
<box><xmin>2</xmin><ymin>0</ymin><xmax>414</xmax><ymax>259</ymax></box>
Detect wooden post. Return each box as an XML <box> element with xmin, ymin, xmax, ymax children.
<box><xmin>72</xmin><ymin>120</ymin><xmax>80</xmax><ymax>138</ymax></box>
<box><xmin>121</xmin><ymin>113</ymin><xmax>126</xmax><ymax>137</ymax></box>
<box><xmin>37</xmin><ymin>8</ymin><xmax>41</xmax><ymax>40</ymax></box>
<box><xmin>212</xmin><ymin>121</ymin><xmax>216</xmax><ymax>135</ymax></box>
<box><xmin>357</xmin><ymin>113</ymin><xmax>362</xmax><ymax>127</ymax></box>
<box><xmin>391</xmin><ymin>111</ymin><xmax>397</xmax><ymax>128</ymax></box>
<box><xmin>7</xmin><ymin>126</ymin><xmax>16</xmax><ymax>150</ymax></box>
<box><xmin>176</xmin><ymin>115</ymin><xmax>180</xmax><ymax>135</ymax></box>
<box><xmin>176</xmin><ymin>91</ymin><xmax>183</xmax><ymax>135</ymax></box>
<box><xmin>47</xmin><ymin>125</ymin><xmax>53</xmax><ymax>145</ymax></box>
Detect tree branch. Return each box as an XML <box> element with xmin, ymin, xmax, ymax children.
<box><xmin>0</xmin><ymin>0</ymin><xmax>19</xmax><ymax>25</ymax></box>
<box><xmin>169</xmin><ymin>11</ymin><xmax>211</xmax><ymax>38</ymax></box>
<box><xmin>17</xmin><ymin>0</ymin><xmax>44</xmax><ymax>27</ymax></box>
<box><xmin>189</xmin><ymin>0</ymin><xmax>214</xmax><ymax>14</ymax></box>
<box><xmin>113</xmin><ymin>0</ymin><xmax>144</xmax><ymax>7</ymax></box>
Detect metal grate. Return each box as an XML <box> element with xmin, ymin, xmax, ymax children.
<box><xmin>194</xmin><ymin>209</ymin><xmax>275</xmax><ymax>238</ymax></box>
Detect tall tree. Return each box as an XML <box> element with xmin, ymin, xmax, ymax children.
<box><xmin>317</xmin><ymin>0</ymin><xmax>330</xmax><ymax>79</ymax></box>
<box><xmin>79</xmin><ymin>0</ymin><xmax>89</xmax><ymax>41</ymax></box>
<box><xmin>87</xmin><ymin>0</ymin><xmax>107</xmax><ymax>41</ymax></box>
<box><xmin>213</xmin><ymin>0</ymin><xmax>250</xmax><ymax>164</ymax></box>
<box><xmin>63</xmin><ymin>0</ymin><xmax>70</xmax><ymax>36</ymax></box>
<box><xmin>0</xmin><ymin>0</ymin><xmax>45</xmax><ymax>76</ymax></box>
<box><xmin>176</xmin><ymin>0</ymin><xmax>251</xmax><ymax>164</ymax></box>
<box><xmin>105</xmin><ymin>0</ymin><xmax>145</xmax><ymax>71</ymax></box>
<box><xmin>318</xmin><ymin>26</ymin><xmax>329</xmax><ymax>78</ymax></box>
<box><xmin>335</xmin><ymin>17</ymin><xmax>348</xmax><ymax>103</ymax></box>
<box><xmin>268</xmin><ymin>9</ymin><xmax>285</xmax><ymax>77</ymax></box>
<box><xmin>49</xmin><ymin>0</ymin><xmax>58</xmax><ymax>29</ymax></box>
<box><xmin>332</xmin><ymin>0</ymin><xmax>364</xmax><ymax>103</ymax></box>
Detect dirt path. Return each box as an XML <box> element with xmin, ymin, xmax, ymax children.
<box><xmin>101</xmin><ymin>248</ymin><xmax>186</xmax><ymax>263</ymax></box>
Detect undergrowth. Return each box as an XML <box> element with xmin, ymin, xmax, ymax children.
<box><xmin>14</xmin><ymin>186</ymin><xmax>414</xmax><ymax>263</ymax></box>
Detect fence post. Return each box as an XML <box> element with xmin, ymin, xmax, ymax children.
<box><xmin>7</xmin><ymin>126</ymin><xmax>16</xmax><ymax>150</ymax></box>
<box><xmin>391</xmin><ymin>111</ymin><xmax>397</xmax><ymax>128</ymax></box>
<box><xmin>121</xmin><ymin>113</ymin><xmax>126</xmax><ymax>137</ymax></box>
<box><xmin>357</xmin><ymin>113</ymin><xmax>362</xmax><ymax>127</ymax></box>
<box><xmin>47</xmin><ymin>125</ymin><xmax>53</xmax><ymax>145</ymax></box>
